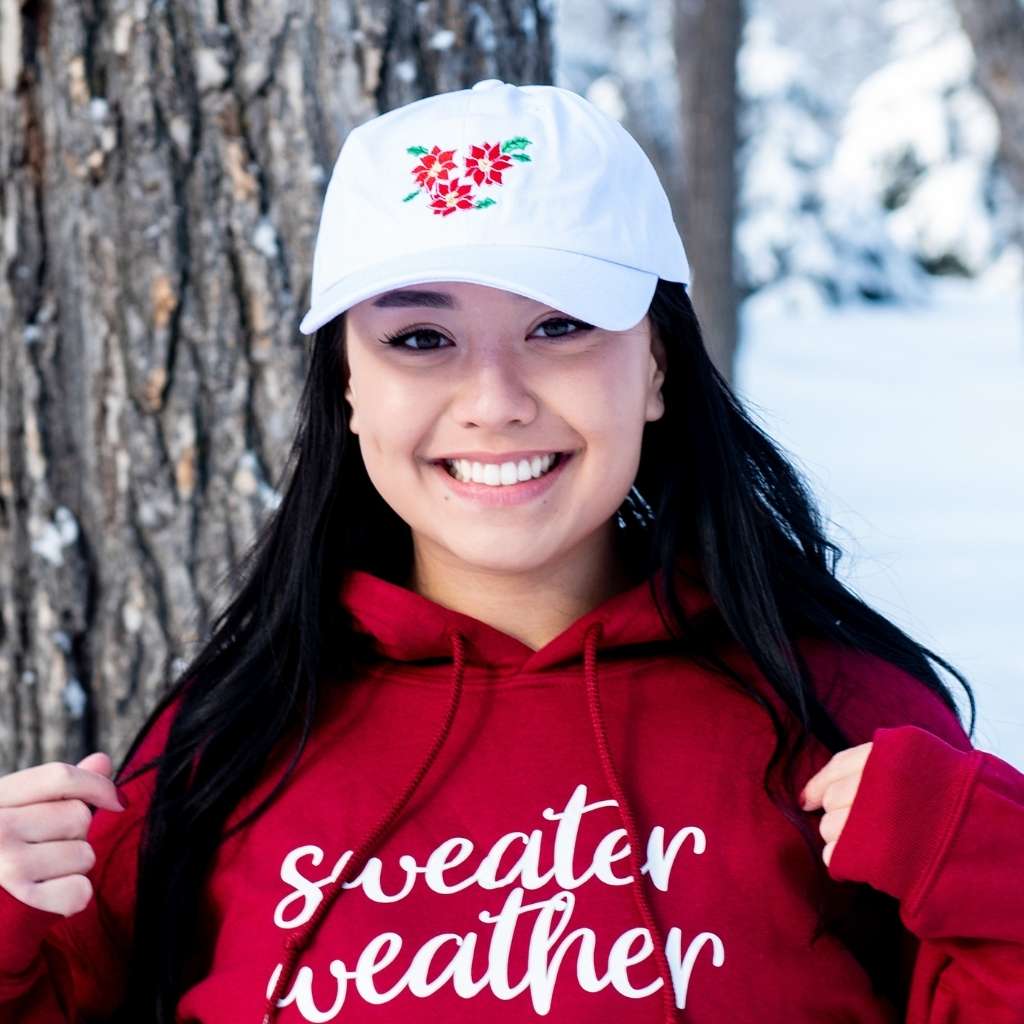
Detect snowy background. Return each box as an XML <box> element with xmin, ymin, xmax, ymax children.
<box><xmin>738</xmin><ymin>280</ymin><xmax>1023</xmax><ymax>770</ymax></box>
<box><xmin>556</xmin><ymin>0</ymin><xmax>1024</xmax><ymax>768</ymax></box>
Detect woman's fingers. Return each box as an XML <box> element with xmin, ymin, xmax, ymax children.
<box><xmin>817</xmin><ymin>804</ymin><xmax>850</xmax><ymax>845</ymax></box>
<box><xmin>0</xmin><ymin>758</ymin><xmax>124</xmax><ymax>813</ymax></box>
<box><xmin>0</xmin><ymin>753</ymin><xmax>126</xmax><ymax>919</ymax></box>
<box><xmin>0</xmin><ymin>799</ymin><xmax>94</xmax><ymax>844</ymax></box>
<box><xmin>17</xmin><ymin>873</ymin><xmax>95</xmax><ymax>918</ymax></box>
<box><xmin>5</xmin><ymin>837</ymin><xmax>97</xmax><ymax>884</ymax></box>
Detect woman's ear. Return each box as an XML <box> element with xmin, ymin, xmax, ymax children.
<box><xmin>645</xmin><ymin>322</ymin><xmax>666</xmax><ymax>423</ymax></box>
<box><xmin>340</xmin><ymin>319</ymin><xmax>360</xmax><ymax>434</ymax></box>
<box><xmin>344</xmin><ymin>380</ymin><xmax>360</xmax><ymax>434</ymax></box>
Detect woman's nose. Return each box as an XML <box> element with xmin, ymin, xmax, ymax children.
<box><xmin>449</xmin><ymin>354</ymin><xmax>539</xmax><ymax>429</ymax></box>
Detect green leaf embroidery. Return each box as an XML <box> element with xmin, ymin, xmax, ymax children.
<box><xmin>474</xmin><ymin>197</ymin><xmax>496</xmax><ymax>209</ymax></box>
<box><xmin>402</xmin><ymin>190</ymin><xmax>422</xmax><ymax>202</ymax></box>
<box><xmin>407</xmin><ymin>145</ymin><xmax>429</xmax><ymax>155</ymax></box>
<box><xmin>501</xmin><ymin>136</ymin><xmax>532</xmax><ymax>153</ymax></box>
<box><xmin>509</xmin><ymin>153</ymin><xmax>532</xmax><ymax>163</ymax></box>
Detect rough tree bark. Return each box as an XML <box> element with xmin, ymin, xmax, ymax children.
<box><xmin>673</xmin><ymin>0</ymin><xmax>744</xmax><ymax>382</ymax></box>
<box><xmin>0</xmin><ymin>0</ymin><xmax>555</xmax><ymax>773</ymax></box>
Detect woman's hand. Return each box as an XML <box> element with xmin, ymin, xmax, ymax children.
<box><xmin>0</xmin><ymin>752</ymin><xmax>125</xmax><ymax>917</ymax></box>
<box><xmin>800</xmin><ymin>741</ymin><xmax>874</xmax><ymax>868</ymax></box>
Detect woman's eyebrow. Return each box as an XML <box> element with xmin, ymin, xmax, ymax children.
<box><xmin>370</xmin><ymin>289</ymin><xmax>458</xmax><ymax>310</ymax></box>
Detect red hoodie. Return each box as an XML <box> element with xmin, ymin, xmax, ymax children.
<box><xmin>1</xmin><ymin>566</ymin><xmax>1022</xmax><ymax>1023</ymax></box>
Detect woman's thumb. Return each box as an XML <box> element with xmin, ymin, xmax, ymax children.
<box><xmin>76</xmin><ymin>751</ymin><xmax>114</xmax><ymax>776</ymax></box>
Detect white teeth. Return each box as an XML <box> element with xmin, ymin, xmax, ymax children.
<box><xmin>443</xmin><ymin>452</ymin><xmax>562</xmax><ymax>486</ymax></box>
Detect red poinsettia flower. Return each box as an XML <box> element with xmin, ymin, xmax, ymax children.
<box><xmin>411</xmin><ymin>145</ymin><xmax>457</xmax><ymax>191</ymax></box>
<box><xmin>429</xmin><ymin>177</ymin><xmax>476</xmax><ymax>216</ymax></box>
<box><xmin>463</xmin><ymin>141</ymin><xmax>513</xmax><ymax>186</ymax></box>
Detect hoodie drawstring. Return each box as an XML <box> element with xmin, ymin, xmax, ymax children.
<box><xmin>583</xmin><ymin>621</ymin><xmax>679</xmax><ymax>1023</ymax></box>
<box><xmin>261</xmin><ymin>629</ymin><xmax>467</xmax><ymax>1023</ymax></box>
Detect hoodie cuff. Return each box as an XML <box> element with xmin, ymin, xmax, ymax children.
<box><xmin>0</xmin><ymin>884</ymin><xmax>65</xmax><ymax>978</ymax></box>
<box><xmin>826</xmin><ymin>724</ymin><xmax>983</xmax><ymax>915</ymax></box>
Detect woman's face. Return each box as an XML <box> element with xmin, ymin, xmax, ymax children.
<box><xmin>343</xmin><ymin>281</ymin><xmax>665</xmax><ymax>576</ymax></box>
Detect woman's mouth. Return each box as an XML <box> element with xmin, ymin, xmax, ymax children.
<box><xmin>430</xmin><ymin>451</ymin><xmax>575</xmax><ymax>506</ymax></box>
<box><xmin>441</xmin><ymin>451</ymin><xmax>567</xmax><ymax>486</ymax></box>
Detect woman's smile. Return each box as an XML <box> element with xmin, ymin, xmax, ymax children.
<box><xmin>430</xmin><ymin>449</ymin><xmax>577</xmax><ymax>506</ymax></box>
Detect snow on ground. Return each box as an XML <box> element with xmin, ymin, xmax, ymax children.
<box><xmin>736</xmin><ymin>277</ymin><xmax>1024</xmax><ymax>769</ymax></box>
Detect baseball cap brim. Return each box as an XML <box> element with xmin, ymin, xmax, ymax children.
<box><xmin>298</xmin><ymin>244</ymin><xmax>659</xmax><ymax>335</ymax></box>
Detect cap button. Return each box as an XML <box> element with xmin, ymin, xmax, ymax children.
<box><xmin>471</xmin><ymin>79</ymin><xmax>504</xmax><ymax>92</ymax></box>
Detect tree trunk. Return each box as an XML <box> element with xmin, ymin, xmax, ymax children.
<box><xmin>950</xmin><ymin>0</ymin><xmax>1024</xmax><ymax>333</ymax></box>
<box><xmin>673</xmin><ymin>0</ymin><xmax>743</xmax><ymax>382</ymax></box>
<box><xmin>0</xmin><ymin>0</ymin><xmax>554</xmax><ymax>773</ymax></box>
<box><xmin>952</xmin><ymin>0</ymin><xmax>1024</xmax><ymax>198</ymax></box>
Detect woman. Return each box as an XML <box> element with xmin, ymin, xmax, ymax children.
<box><xmin>0</xmin><ymin>79</ymin><xmax>1021</xmax><ymax>1024</ymax></box>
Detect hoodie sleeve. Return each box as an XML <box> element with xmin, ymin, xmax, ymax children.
<box><xmin>0</xmin><ymin>694</ymin><xmax>182</xmax><ymax>1021</ymax></box>
<box><xmin>824</xmin><ymin>685</ymin><xmax>1024</xmax><ymax>1022</ymax></box>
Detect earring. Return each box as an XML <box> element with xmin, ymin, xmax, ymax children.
<box><xmin>616</xmin><ymin>484</ymin><xmax>654</xmax><ymax>529</ymax></box>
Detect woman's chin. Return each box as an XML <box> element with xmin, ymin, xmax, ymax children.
<box><xmin>436</xmin><ymin>540</ymin><xmax>564</xmax><ymax>576</ymax></box>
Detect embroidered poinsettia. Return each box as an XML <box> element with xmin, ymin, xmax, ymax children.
<box><xmin>402</xmin><ymin>137</ymin><xmax>533</xmax><ymax>215</ymax></box>
<box><xmin>464</xmin><ymin>141</ymin><xmax>514</xmax><ymax>186</ymax></box>
<box><xmin>429</xmin><ymin>177</ymin><xmax>476</xmax><ymax>216</ymax></box>
<box><xmin>409</xmin><ymin>145</ymin><xmax>457</xmax><ymax>192</ymax></box>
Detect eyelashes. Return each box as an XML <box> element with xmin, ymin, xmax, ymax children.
<box><xmin>378</xmin><ymin>317</ymin><xmax>593</xmax><ymax>352</ymax></box>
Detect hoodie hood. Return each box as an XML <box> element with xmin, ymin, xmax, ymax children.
<box><xmin>338</xmin><ymin>556</ymin><xmax>716</xmax><ymax>672</ymax></box>
<box><xmin>262</xmin><ymin>557</ymin><xmax>718</xmax><ymax>1023</ymax></box>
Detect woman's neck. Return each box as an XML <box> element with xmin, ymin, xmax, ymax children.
<box><xmin>407</xmin><ymin>528</ymin><xmax>635</xmax><ymax>651</ymax></box>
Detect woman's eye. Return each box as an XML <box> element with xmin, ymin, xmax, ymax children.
<box><xmin>379</xmin><ymin>328</ymin><xmax>452</xmax><ymax>351</ymax></box>
<box><xmin>533</xmin><ymin>317</ymin><xmax>591</xmax><ymax>339</ymax></box>
<box><xmin>378</xmin><ymin>317</ymin><xmax>591</xmax><ymax>352</ymax></box>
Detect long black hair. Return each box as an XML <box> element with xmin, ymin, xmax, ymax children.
<box><xmin>108</xmin><ymin>278</ymin><xmax>975</xmax><ymax>1021</ymax></box>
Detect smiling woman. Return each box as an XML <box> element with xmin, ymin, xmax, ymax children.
<box><xmin>3</xmin><ymin>79</ymin><xmax>1023</xmax><ymax>1024</ymax></box>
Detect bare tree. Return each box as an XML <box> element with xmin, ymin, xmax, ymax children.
<box><xmin>0</xmin><ymin>0</ymin><xmax>554</xmax><ymax>772</ymax></box>
<box><xmin>673</xmin><ymin>0</ymin><xmax>744</xmax><ymax>381</ymax></box>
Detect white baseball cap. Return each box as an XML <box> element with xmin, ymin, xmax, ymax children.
<box><xmin>299</xmin><ymin>78</ymin><xmax>690</xmax><ymax>335</ymax></box>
